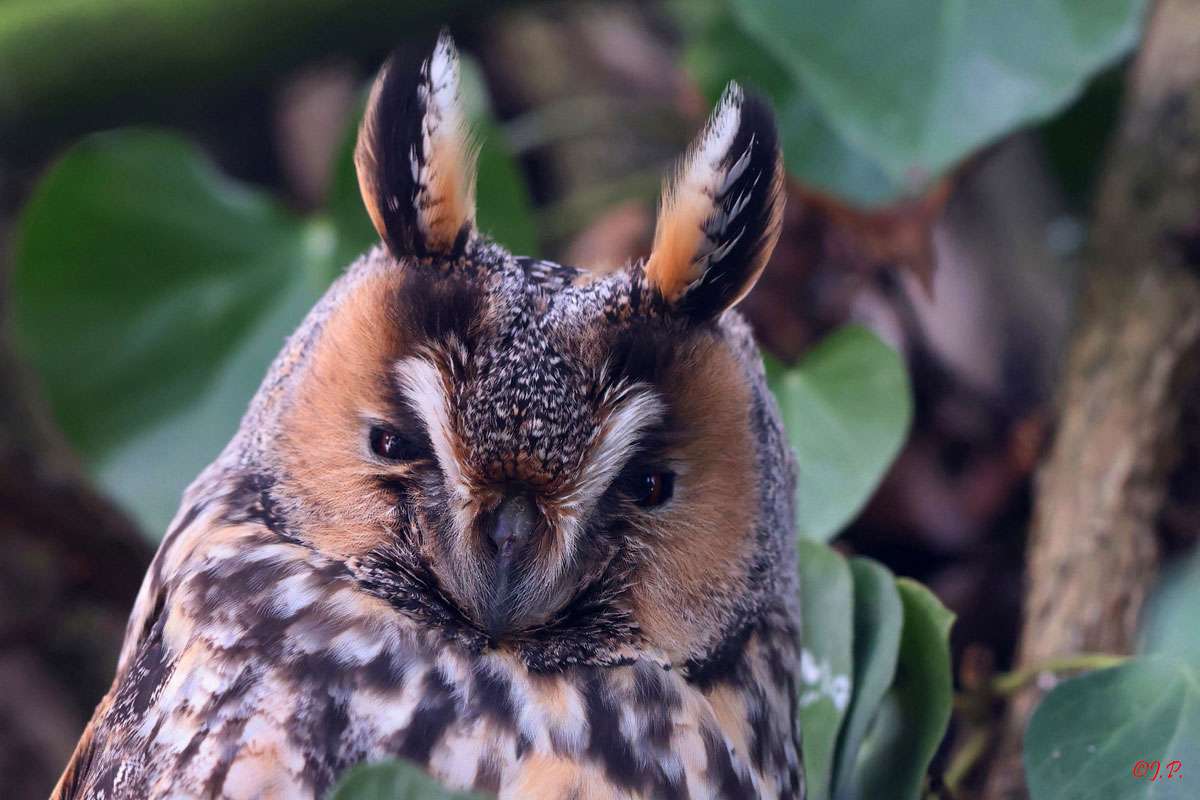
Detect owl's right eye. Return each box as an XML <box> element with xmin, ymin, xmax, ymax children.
<box><xmin>369</xmin><ymin>424</ymin><xmax>426</xmax><ymax>462</ymax></box>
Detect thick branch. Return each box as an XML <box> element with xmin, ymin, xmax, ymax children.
<box><xmin>984</xmin><ymin>1</ymin><xmax>1200</xmax><ymax>796</ymax></box>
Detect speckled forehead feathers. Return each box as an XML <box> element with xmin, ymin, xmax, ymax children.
<box><xmin>454</xmin><ymin>260</ymin><xmax>607</xmax><ymax>486</ymax></box>
<box><xmin>389</xmin><ymin>247</ymin><xmax>666</xmax><ymax>491</ymax></box>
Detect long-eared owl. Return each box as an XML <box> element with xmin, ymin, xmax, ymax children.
<box><xmin>55</xmin><ymin>30</ymin><xmax>803</xmax><ymax>800</ymax></box>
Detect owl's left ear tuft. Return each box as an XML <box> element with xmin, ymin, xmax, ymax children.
<box><xmin>644</xmin><ymin>83</ymin><xmax>784</xmax><ymax>320</ymax></box>
<box><xmin>355</xmin><ymin>30</ymin><xmax>478</xmax><ymax>259</ymax></box>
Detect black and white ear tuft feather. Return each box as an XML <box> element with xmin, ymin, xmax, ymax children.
<box><xmin>355</xmin><ymin>30</ymin><xmax>478</xmax><ymax>259</ymax></box>
<box><xmin>644</xmin><ymin>82</ymin><xmax>784</xmax><ymax>320</ymax></box>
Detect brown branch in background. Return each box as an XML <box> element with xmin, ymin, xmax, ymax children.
<box><xmin>984</xmin><ymin>1</ymin><xmax>1200</xmax><ymax>796</ymax></box>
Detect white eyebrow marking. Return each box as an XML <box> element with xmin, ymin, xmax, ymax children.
<box><xmin>395</xmin><ymin>354</ymin><xmax>488</xmax><ymax>604</ymax></box>
<box><xmin>395</xmin><ymin>356</ymin><xmax>463</xmax><ymax>491</ymax></box>
<box><xmin>554</xmin><ymin>385</ymin><xmax>665</xmax><ymax>568</ymax></box>
<box><xmin>573</xmin><ymin>387</ymin><xmax>665</xmax><ymax>507</ymax></box>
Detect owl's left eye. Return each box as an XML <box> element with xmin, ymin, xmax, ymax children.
<box><xmin>369</xmin><ymin>424</ymin><xmax>426</xmax><ymax>462</ymax></box>
<box><xmin>628</xmin><ymin>469</ymin><xmax>675</xmax><ymax>508</ymax></box>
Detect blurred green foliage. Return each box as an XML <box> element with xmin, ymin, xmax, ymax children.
<box><xmin>330</xmin><ymin>761</ymin><xmax>486</xmax><ymax>800</ymax></box>
<box><xmin>795</xmin><ymin>537</ymin><xmax>855</xmax><ymax>800</ymax></box>
<box><xmin>1140</xmin><ymin>547</ymin><xmax>1200</xmax><ymax>663</ymax></box>
<box><xmin>684</xmin><ymin>0</ymin><xmax>1148</xmax><ymax>206</ymax></box>
<box><xmin>13</xmin><ymin>130</ymin><xmax>342</xmax><ymax>531</ymax></box>
<box><xmin>854</xmin><ymin>580</ymin><xmax>954</xmax><ymax>800</ymax></box>
<box><xmin>832</xmin><ymin>558</ymin><xmax>902</xmax><ymax>800</ymax></box>
<box><xmin>792</xmin><ymin>543</ymin><xmax>956</xmax><ymax>800</ymax></box>
<box><xmin>0</xmin><ymin>0</ymin><xmax>500</xmax><ymax>144</ymax></box>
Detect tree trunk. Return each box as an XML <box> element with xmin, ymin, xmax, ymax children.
<box><xmin>984</xmin><ymin>1</ymin><xmax>1200</xmax><ymax>796</ymax></box>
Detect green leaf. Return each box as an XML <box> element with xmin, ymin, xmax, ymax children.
<box><xmin>11</xmin><ymin>130</ymin><xmax>336</xmax><ymax>536</ymax></box>
<box><xmin>1026</xmin><ymin>657</ymin><xmax>1200</xmax><ymax>800</ymax></box>
<box><xmin>328</xmin><ymin>760</ymin><xmax>486</xmax><ymax>800</ymax></box>
<box><xmin>730</xmin><ymin>0</ymin><xmax>1148</xmax><ymax>198</ymax></box>
<box><xmin>767</xmin><ymin>325</ymin><xmax>912</xmax><ymax>542</ymax></box>
<box><xmin>854</xmin><ymin>578</ymin><xmax>954</xmax><ymax>800</ymax></box>
<box><xmin>832</xmin><ymin>558</ymin><xmax>903</xmax><ymax>800</ymax></box>
<box><xmin>796</xmin><ymin>538</ymin><xmax>855</xmax><ymax>800</ymax></box>
<box><xmin>775</xmin><ymin>92</ymin><xmax>902</xmax><ymax>209</ymax></box>
<box><xmin>1139</xmin><ymin>545</ymin><xmax>1200</xmax><ymax>662</ymax></box>
<box><xmin>680</xmin><ymin>2</ymin><xmax>902</xmax><ymax>206</ymax></box>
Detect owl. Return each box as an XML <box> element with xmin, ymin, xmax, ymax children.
<box><xmin>54</xmin><ymin>31</ymin><xmax>801</xmax><ymax>800</ymax></box>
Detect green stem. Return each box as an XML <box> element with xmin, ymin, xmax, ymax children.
<box><xmin>990</xmin><ymin>652</ymin><xmax>1128</xmax><ymax>696</ymax></box>
<box><xmin>942</xmin><ymin>726</ymin><xmax>991</xmax><ymax>796</ymax></box>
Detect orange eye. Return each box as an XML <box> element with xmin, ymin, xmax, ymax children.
<box><xmin>633</xmin><ymin>470</ymin><xmax>675</xmax><ymax>508</ymax></box>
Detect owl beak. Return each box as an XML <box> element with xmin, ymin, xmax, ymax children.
<box><xmin>486</xmin><ymin>493</ymin><xmax>536</xmax><ymax>636</ymax></box>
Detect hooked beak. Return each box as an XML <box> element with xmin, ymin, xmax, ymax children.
<box><xmin>486</xmin><ymin>493</ymin><xmax>536</xmax><ymax>637</ymax></box>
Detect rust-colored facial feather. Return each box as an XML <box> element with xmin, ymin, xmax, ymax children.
<box><xmin>625</xmin><ymin>336</ymin><xmax>757</xmax><ymax>661</ymax></box>
<box><xmin>277</xmin><ymin>267</ymin><xmax>413</xmax><ymax>557</ymax></box>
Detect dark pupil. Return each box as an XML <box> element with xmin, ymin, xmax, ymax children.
<box><xmin>635</xmin><ymin>471</ymin><xmax>674</xmax><ymax>508</ymax></box>
<box><xmin>370</xmin><ymin>425</ymin><xmax>418</xmax><ymax>461</ymax></box>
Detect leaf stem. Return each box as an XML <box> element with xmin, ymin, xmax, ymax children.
<box><xmin>941</xmin><ymin>726</ymin><xmax>990</xmax><ymax>796</ymax></box>
<box><xmin>990</xmin><ymin>653</ymin><xmax>1127</xmax><ymax>696</ymax></box>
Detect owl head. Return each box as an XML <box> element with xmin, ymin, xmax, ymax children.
<box><xmin>236</xmin><ymin>31</ymin><xmax>795</xmax><ymax>670</ymax></box>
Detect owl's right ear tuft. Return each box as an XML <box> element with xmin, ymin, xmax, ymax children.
<box><xmin>643</xmin><ymin>83</ymin><xmax>784</xmax><ymax>321</ymax></box>
<box><xmin>355</xmin><ymin>30</ymin><xmax>478</xmax><ymax>260</ymax></box>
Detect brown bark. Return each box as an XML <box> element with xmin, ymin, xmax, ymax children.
<box><xmin>984</xmin><ymin>1</ymin><xmax>1200</xmax><ymax>796</ymax></box>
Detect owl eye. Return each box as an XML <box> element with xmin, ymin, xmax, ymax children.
<box><xmin>630</xmin><ymin>470</ymin><xmax>675</xmax><ymax>508</ymax></box>
<box><xmin>369</xmin><ymin>425</ymin><xmax>426</xmax><ymax>462</ymax></box>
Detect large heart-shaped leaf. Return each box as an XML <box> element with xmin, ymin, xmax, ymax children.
<box><xmin>1026</xmin><ymin>657</ymin><xmax>1200</xmax><ymax>800</ymax></box>
<box><xmin>832</xmin><ymin>557</ymin><xmax>903</xmax><ymax>800</ymax></box>
<box><xmin>853</xmin><ymin>578</ymin><xmax>954</xmax><ymax>800</ymax></box>
<box><xmin>730</xmin><ymin>0</ymin><xmax>1148</xmax><ymax>199</ymax></box>
<box><xmin>768</xmin><ymin>325</ymin><xmax>912</xmax><ymax>542</ymax></box>
<box><xmin>796</xmin><ymin>538</ymin><xmax>855</xmax><ymax>800</ymax></box>
<box><xmin>11</xmin><ymin>130</ymin><xmax>340</xmax><ymax>536</ymax></box>
<box><xmin>329</xmin><ymin>760</ymin><xmax>485</xmax><ymax>800</ymax></box>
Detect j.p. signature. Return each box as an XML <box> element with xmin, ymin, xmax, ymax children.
<box><xmin>1131</xmin><ymin>759</ymin><xmax>1182</xmax><ymax>781</ymax></box>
